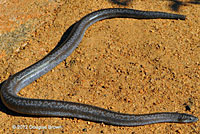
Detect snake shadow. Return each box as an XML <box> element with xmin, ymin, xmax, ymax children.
<box><xmin>167</xmin><ymin>0</ymin><xmax>200</xmax><ymax>11</ymax></box>
<box><xmin>108</xmin><ymin>0</ymin><xmax>200</xmax><ymax>12</ymax></box>
<box><xmin>0</xmin><ymin>22</ymin><xmax>78</xmax><ymax>118</ymax></box>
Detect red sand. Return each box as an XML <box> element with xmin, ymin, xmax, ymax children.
<box><xmin>0</xmin><ymin>0</ymin><xmax>199</xmax><ymax>133</ymax></box>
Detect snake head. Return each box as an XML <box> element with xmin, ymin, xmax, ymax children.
<box><xmin>178</xmin><ymin>113</ymin><xmax>198</xmax><ymax>123</ymax></box>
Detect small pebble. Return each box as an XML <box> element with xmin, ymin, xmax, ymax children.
<box><xmin>82</xmin><ymin>128</ymin><xmax>87</xmax><ymax>132</ymax></box>
<box><xmin>100</xmin><ymin>130</ymin><xmax>104</xmax><ymax>133</ymax></box>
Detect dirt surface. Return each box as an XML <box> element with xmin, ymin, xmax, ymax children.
<box><xmin>0</xmin><ymin>0</ymin><xmax>199</xmax><ymax>133</ymax></box>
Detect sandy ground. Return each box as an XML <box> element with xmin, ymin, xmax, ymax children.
<box><xmin>0</xmin><ymin>0</ymin><xmax>199</xmax><ymax>133</ymax></box>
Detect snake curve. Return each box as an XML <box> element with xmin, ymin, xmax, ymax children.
<box><xmin>0</xmin><ymin>8</ymin><xmax>198</xmax><ymax>126</ymax></box>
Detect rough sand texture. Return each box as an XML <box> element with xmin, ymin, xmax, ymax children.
<box><xmin>0</xmin><ymin>0</ymin><xmax>199</xmax><ymax>133</ymax></box>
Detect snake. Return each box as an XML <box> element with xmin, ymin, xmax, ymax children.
<box><xmin>0</xmin><ymin>8</ymin><xmax>198</xmax><ymax>126</ymax></box>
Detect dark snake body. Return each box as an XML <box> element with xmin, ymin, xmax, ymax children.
<box><xmin>0</xmin><ymin>8</ymin><xmax>198</xmax><ymax>126</ymax></box>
